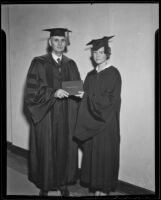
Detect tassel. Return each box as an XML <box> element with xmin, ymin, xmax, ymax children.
<box><xmin>65</xmin><ymin>31</ymin><xmax>70</xmax><ymax>46</ymax></box>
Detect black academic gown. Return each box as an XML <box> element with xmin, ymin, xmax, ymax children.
<box><xmin>24</xmin><ymin>53</ymin><xmax>81</xmax><ymax>191</ymax></box>
<box><xmin>75</xmin><ymin>66</ymin><xmax>122</xmax><ymax>193</ymax></box>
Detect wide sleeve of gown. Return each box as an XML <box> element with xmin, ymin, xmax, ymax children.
<box><xmin>74</xmin><ymin>68</ymin><xmax>121</xmax><ymax>141</ymax></box>
<box><xmin>24</xmin><ymin>57</ymin><xmax>56</xmax><ymax>124</ymax></box>
<box><xmin>69</xmin><ymin>60</ymin><xmax>81</xmax><ymax>81</ymax></box>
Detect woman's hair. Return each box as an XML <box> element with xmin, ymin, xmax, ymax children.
<box><xmin>92</xmin><ymin>44</ymin><xmax>111</xmax><ymax>59</ymax></box>
<box><xmin>102</xmin><ymin>44</ymin><xmax>111</xmax><ymax>60</ymax></box>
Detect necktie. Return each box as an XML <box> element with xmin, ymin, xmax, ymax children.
<box><xmin>57</xmin><ymin>58</ymin><xmax>61</xmax><ymax>65</ymax></box>
<box><xmin>57</xmin><ymin>58</ymin><xmax>61</xmax><ymax>72</ymax></box>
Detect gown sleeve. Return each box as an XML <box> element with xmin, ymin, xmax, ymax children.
<box><xmin>24</xmin><ymin>58</ymin><xmax>56</xmax><ymax>124</ymax></box>
<box><xmin>74</xmin><ymin>69</ymin><xmax>121</xmax><ymax>141</ymax></box>
<box><xmin>68</xmin><ymin>60</ymin><xmax>81</xmax><ymax>81</ymax></box>
<box><xmin>68</xmin><ymin>59</ymin><xmax>82</xmax><ymax>135</ymax></box>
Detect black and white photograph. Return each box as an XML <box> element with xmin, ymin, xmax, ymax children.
<box><xmin>1</xmin><ymin>2</ymin><xmax>159</xmax><ymax>198</ymax></box>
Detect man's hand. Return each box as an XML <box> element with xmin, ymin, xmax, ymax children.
<box><xmin>54</xmin><ymin>89</ymin><xmax>69</xmax><ymax>99</ymax></box>
<box><xmin>75</xmin><ymin>91</ymin><xmax>84</xmax><ymax>98</ymax></box>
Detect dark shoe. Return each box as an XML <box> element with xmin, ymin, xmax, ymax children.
<box><xmin>60</xmin><ymin>187</ymin><xmax>70</xmax><ymax>197</ymax></box>
<box><xmin>39</xmin><ymin>189</ymin><xmax>48</xmax><ymax>196</ymax></box>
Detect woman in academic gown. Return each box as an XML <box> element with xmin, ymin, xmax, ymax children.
<box><xmin>75</xmin><ymin>36</ymin><xmax>122</xmax><ymax>196</ymax></box>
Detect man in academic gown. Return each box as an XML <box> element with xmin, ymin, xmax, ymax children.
<box><xmin>24</xmin><ymin>28</ymin><xmax>81</xmax><ymax>196</ymax></box>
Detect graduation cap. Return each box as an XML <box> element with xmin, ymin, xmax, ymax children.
<box><xmin>43</xmin><ymin>28</ymin><xmax>72</xmax><ymax>45</ymax></box>
<box><xmin>86</xmin><ymin>36</ymin><xmax>114</xmax><ymax>51</ymax></box>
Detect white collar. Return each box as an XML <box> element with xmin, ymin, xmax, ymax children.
<box><xmin>96</xmin><ymin>61</ymin><xmax>111</xmax><ymax>73</ymax></box>
<box><xmin>51</xmin><ymin>52</ymin><xmax>62</xmax><ymax>63</ymax></box>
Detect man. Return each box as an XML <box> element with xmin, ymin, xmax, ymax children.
<box><xmin>24</xmin><ymin>28</ymin><xmax>81</xmax><ymax>196</ymax></box>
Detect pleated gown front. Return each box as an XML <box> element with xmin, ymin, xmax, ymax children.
<box><xmin>75</xmin><ymin>66</ymin><xmax>122</xmax><ymax>193</ymax></box>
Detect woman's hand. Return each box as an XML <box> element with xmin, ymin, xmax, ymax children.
<box><xmin>54</xmin><ymin>89</ymin><xmax>69</xmax><ymax>99</ymax></box>
<box><xmin>75</xmin><ymin>91</ymin><xmax>84</xmax><ymax>98</ymax></box>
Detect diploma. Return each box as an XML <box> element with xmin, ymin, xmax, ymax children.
<box><xmin>62</xmin><ymin>80</ymin><xmax>83</xmax><ymax>95</ymax></box>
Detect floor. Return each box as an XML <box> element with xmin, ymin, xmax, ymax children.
<box><xmin>7</xmin><ymin>149</ymin><xmax>126</xmax><ymax>196</ymax></box>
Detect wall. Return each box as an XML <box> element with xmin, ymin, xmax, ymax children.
<box><xmin>2</xmin><ymin>3</ymin><xmax>159</xmax><ymax>191</ymax></box>
<box><xmin>1</xmin><ymin>6</ymin><xmax>12</xmax><ymax>142</ymax></box>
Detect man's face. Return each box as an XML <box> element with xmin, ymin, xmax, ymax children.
<box><xmin>93</xmin><ymin>46</ymin><xmax>107</xmax><ymax>65</ymax></box>
<box><xmin>49</xmin><ymin>36</ymin><xmax>66</xmax><ymax>54</ymax></box>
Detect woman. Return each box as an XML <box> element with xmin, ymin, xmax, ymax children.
<box><xmin>75</xmin><ymin>36</ymin><xmax>122</xmax><ymax>196</ymax></box>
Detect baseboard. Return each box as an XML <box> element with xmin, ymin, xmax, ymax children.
<box><xmin>117</xmin><ymin>180</ymin><xmax>155</xmax><ymax>195</ymax></box>
<box><xmin>7</xmin><ymin>142</ymin><xmax>155</xmax><ymax>195</ymax></box>
<box><xmin>7</xmin><ymin>141</ymin><xmax>12</xmax><ymax>149</ymax></box>
<box><xmin>7</xmin><ymin>142</ymin><xmax>29</xmax><ymax>159</ymax></box>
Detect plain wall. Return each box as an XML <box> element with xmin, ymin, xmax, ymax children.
<box><xmin>2</xmin><ymin>5</ymin><xmax>12</xmax><ymax>142</ymax></box>
<box><xmin>2</xmin><ymin>3</ymin><xmax>158</xmax><ymax>191</ymax></box>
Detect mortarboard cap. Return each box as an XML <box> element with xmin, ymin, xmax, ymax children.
<box><xmin>86</xmin><ymin>36</ymin><xmax>114</xmax><ymax>51</ymax></box>
<box><xmin>43</xmin><ymin>28</ymin><xmax>72</xmax><ymax>45</ymax></box>
<box><xmin>43</xmin><ymin>28</ymin><xmax>72</xmax><ymax>37</ymax></box>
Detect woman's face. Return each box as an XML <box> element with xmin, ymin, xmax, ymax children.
<box><xmin>93</xmin><ymin>46</ymin><xmax>107</xmax><ymax>65</ymax></box>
